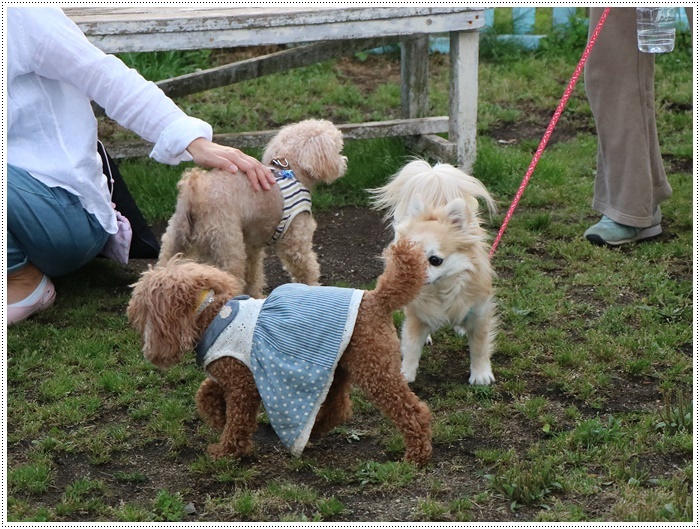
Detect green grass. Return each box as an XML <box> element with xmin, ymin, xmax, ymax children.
<box><xmin>7</xmin><ymin>14</ymin><xmax>693</xmax><ymax>522</ymax></box>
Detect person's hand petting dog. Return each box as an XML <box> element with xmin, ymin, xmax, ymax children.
<box><xmin>187</xmin><ymin>138</ymin><xmax>276</xmax><ymax>191</ymax></box>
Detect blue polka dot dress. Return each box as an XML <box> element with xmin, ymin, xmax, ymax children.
<box><xmin>196</xmin><ymin>284</ymin><xmax>364</xmax><ymax>456</ymax></box>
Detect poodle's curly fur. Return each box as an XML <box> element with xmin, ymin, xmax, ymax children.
<box><xmin>127</xmin><ymin>239</ymin><xmax>433</xmax><ymax>465</ymax></box>
<box><xmin>157</xmin><ymin>119</ymin><xmax>348</xmax><ymax>298</ymax></box>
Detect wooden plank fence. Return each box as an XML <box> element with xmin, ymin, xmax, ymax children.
<box><xmin>66</xmin><ymin>6</ymin><xmax>485</xmax><ymax>170</ymax></box>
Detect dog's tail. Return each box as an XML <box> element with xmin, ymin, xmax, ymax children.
<box><xmin>369</xmin><ymin>238</ymin><xmax>427</xmax><ymax>313</ymax></box>
<box><xmin>368</xmin><ymin>158</ymin><xmax>496</xmax><ymax>223</ymax></box>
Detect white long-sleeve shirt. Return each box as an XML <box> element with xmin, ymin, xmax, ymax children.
<box><xmin>7</xmin><ymin>7</ymin><xmax>212</xmax><ymax>234</ymax></box>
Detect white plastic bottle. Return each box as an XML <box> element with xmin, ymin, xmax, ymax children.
<box><xmin>636</xmin><ymin>7</ymin><xmax>677</xmax><ymax>53</ymax></box>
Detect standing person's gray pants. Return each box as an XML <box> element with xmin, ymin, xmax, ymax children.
<box><xmin>584</xmin><ymin>7</ymin><xmax>691</xmax><ymax>228</ymax></box>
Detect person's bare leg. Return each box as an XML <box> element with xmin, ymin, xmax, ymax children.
<box><xmin>8</xmin><ymin>263</ymin><xmax>45</xmax><ymax>304</ymax></box>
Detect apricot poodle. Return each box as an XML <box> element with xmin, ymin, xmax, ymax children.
<box><xmin>157</xmin><ymin>119</ymin><xmax>347</xmax><ymax>298</ymax></box>
<box><xmin>127</xmin><ymin>239</ymin><xmax>433</xmax><ymax>465</ymax></box>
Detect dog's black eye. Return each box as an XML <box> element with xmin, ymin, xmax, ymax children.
<box><xmin>428</xmin><ymin>256</ymin><xmax>443</xmax><ymax>266</ymax></box>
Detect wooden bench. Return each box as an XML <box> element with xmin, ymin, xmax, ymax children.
<box><xmin>65</xmin><ymin>6</ymin><xmax>484</xmax><ymax>170</ymax></box>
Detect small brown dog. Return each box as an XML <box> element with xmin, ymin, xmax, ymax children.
<box><xmin>127</xmin><ymin>239</ymin><xmax>433</xmax><ymax>465</ymax></box>
<box><xmin>158</xmin><ymin>119</ymin><xmax>348</xmax><ymax>298</ymax></box>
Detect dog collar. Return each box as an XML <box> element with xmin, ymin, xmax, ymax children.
<box><xmin>272</xmin><ymin>169</ymin><xmax>295</xmax><ymax>180</ymax></box>
<box><xmin>270</xmin><ymin>158</ymin><xmax>296</xmax><ymax>180</ymax></box>
<box><xmin>195</xmin><ymin>289</ymin><xmax>215</xmax><ymax>315</ymax></box>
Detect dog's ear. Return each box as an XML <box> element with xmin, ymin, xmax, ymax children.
<box><xmin>128</xmin><ymin>267</ymin><xmax>200</xmax><ymax>369</ymax></box>
<box><xmin>444</xmin><ymin>197</ymin><xmax>472</xmax><ymax>229</ymax></box>
<box><xmin>465</xmin><ymin>195</ymin><xmax>480</xmax><ymax>214</ymax></box>
<box><xmin>407</xmin><ymin>194</ymin><xmax>426</xmax><ymax>219</ymax></box>
<box><xmin>297</xmin><ymin>129</ymin><xmax>347</xmax><ymax>184</ymax></box>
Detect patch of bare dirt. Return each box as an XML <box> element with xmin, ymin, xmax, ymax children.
<box><xmin>334</xmin><ymin>54</ymin><xmax>402</xmax><ymax>94</ymax></box>
<box><xmin>127</xmin><ymin>207</ymin><xmax>392</xmax><ymax>291</ymax></box>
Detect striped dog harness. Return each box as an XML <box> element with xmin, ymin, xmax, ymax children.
<box><xmin>268</xmin><ymin>161</ymin><xmax>312</xmax><ymax>244</ymax></box>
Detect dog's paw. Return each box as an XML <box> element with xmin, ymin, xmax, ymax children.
<box><xmin>425</xmin><ymin>334</ymin><xmax>433</xmax><ymax>345</ymax></box>
<box><xmin>207</xmin><ymin>441</ymin><xmax>252</xmax><ymax>459</ymax></box>
<box><xmin>207</xmin><ymin>444</ymin><xmax>228</xmax><ymax>460</ymax></box>
<box><xmin>469</xmin><ymin>368</ymin><xmax>495</xmax><ymax>385</ymax></box>
<box><xmin>404</xmin><ymin>443</ymin><xmax>432</xmax><ymax>467</ymax></box>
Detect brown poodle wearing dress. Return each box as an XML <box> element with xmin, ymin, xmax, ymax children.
<box><xmin>157</xmin><ymin>119</ymin><xmax>347</xmax><ymax>298</ymax></box>
<box><xmin>127</xmin><ymin>239</ymin><xmax>433</xmax><ymax>466</ymax></box>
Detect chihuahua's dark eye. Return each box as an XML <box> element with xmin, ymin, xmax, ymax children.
<box><xmin>428</xmin><ymin>256</ymin><xmax>443</xmax><ymax>266</ymax></box>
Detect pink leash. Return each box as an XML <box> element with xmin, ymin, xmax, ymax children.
<box><xmin>489</xmin><ymin>7</ymin><xmax>611</xmax><ymax>258</ymax></box>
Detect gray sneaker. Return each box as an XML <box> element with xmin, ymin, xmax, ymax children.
<box><xmin>584</xmin><ymin>208</ymin><xmax>662</xmax><ymax>247</ymax></box>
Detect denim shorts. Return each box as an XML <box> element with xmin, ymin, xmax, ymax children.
<box><xmin>7</xmin><ymin>164</ymin><xmax>110</xmax><ymax>276</ymax></box>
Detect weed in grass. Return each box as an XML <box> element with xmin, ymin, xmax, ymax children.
<box><xmin>190</xmin><ymin>455</ymin><xmax>258</xmax><ymax>484</ymax></box>
<box><xmin>655</xmin><ymin>389</ymin><xmax>692</xmax><ymax>435</ymax></box>
<box><xmin>479</xmin><ymin>29</ymin><xmax>531</xmax><ymax>63</ymax></box>
<box><xmin>433</xmin><ymin>410</ymin><xmax>475</xmax><ymax>444</ymax></box>
<box><xmin>204</xmin><ymin>493</ymin><xmax>256</xmax><ymax>519</ymax></box>
<box><xmin>284</xmin><ymin>456</ymin><xmax>315</xmax><ymax>473</ymax></box>
<box><xmin>113</xmin><ymin>504</ymin><xmax>152</xmax><ymax>522</ymax></box>
<box><xmin>231</xmin><ymin>490</ymin><xmax>260</xmax><ymax>518</ymax></box>
<box><xmin>37</xmin><ymin>372</ymin><xmax>75</xmax><ymax>401</ymax></box>
<box><xmin>564</xmin><ymin>407</ymin><xmax>581</xmax><ymax>422</ymax></box>
<box><xmin>267</xmin><ymin>481</ymin><xmax>318</xmax><ymax>504</ymax></box>
<box><xmin>152</xmin><ymin>490</ymin><xmax>186</xmax><ymax>522</ymax></box>
<box><xmin>524</xmin><ymin>212</ymin><xmax>552</xmax><ymax>233</ymax></box>
<box><xmin>113</xmin><ymin>471</ymin><xmax>149</xmax><ymax>484</ymax></box>
<box><xmin>314</xmin><ymin>466</ymin><xmax>351</xmax><ymax>485</ymax></box>
<box><xmin>148</xmin><ymin>399</ymin><xmax>193</xmax><ymax>449</ymax></box>
<box><xmin>7</xmin><ymin>498</ymin><xmax>53</xmax><ymax>522</ymax></box>
<box><xmin>448</xmin><ymin>497</ymin><xmax>474</xmax><ymax>522</ymax></box>
<box><xmin>31</xmin><ymin>431</ymin><xmax>71</xmax><ymax>454</ymax></box>
<box><xmin>486</xmin><ymin>459</ymin><xmax>564</xmax><ymax>510</ymax></box>
<box><xmin>534</xmin><ymin>501</ymin><xmax>589</xmax><ymax>522</ymax></box>
<box><xmin>416</xmin><ymin>498</ymin><xmax>450</xmax><ymax>521</ymax></box>
<box><xmin>382</xmin><ymin>431</ymin><xmax>406</xmax><ymax>456</ymax></box>
<box><xmin>612</xmin><ymin>459</ymin><xmax>652</xmax><ymax>488</ymax></box>
<box><xmin>569</xmin><ymin>416</ymin><xmax>622</xmax><ymax>449</ymax></box>
<box><xmin>626</xmin><ymin>357</ymin><xmax>653</xmax><ymax>377</ymax></box>
<box><xmin>315</xmin><ymin>497</ymin><xmax>347</xmax><ymax>518</ymax></box>
<box><xmin>356</xmin><ymin>461</ymin><xmax>416</xmax><ymax>488</ymax></box>
<box><xmin>655</xmin><ymin>430</ymin><xmax>693</xmax><ymax>456</ymax></box>
<box><xmin>447</xmin><ymin>383</ymin><xmax>496</xmax><ymax>404</ymax></box>
<box><xmin>56</xmin><ymin>478</ymin><xmax>108</xmax><ymax>518</ymax></box>
<box><xmin>332</xmin><ymin>426</ymin><xmax>370</xmax><ymax>445</ymax></box>
<box><xmin>100</xmin><ymin>371</ymin><xmax>136</xmax><ymax>395</ymax></box>
<box><xmin>610</xmin><ymin>475</ymin><xmax>692</xmax><ymax>522</ymax></box>
<box><xmin>514</xmin><ymin>396</ymin><xmax>548</xmax><ymax>421</ymax></box>
<box><xmin>475</xmin><ymin>448</ymin><xmax>516</xmax><ymax>467</ymax></box>
<box><xmin>427</xmin><ymin>478</ymin><xmax>445</xmax><ymax>498</ymax></box>
<box><xmin>8</xmin><ymin>459</ymin><xmax>53</xmax><ymax>495</ymax></box>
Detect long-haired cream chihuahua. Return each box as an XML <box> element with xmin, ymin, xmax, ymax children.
<box><xmin>370</xmin><ymin>159</ymin><xmax>498</xmax><ymax>385</ymax></box>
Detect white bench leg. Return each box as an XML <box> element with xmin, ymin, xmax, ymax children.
<box><xmin>449</xmin><ymin>30</ymin><xmax>479</xmax><ymax>172</ymax></box>
<box><xmin>401</xmin><ymin>35</ymin><xmax>429</xmax><ymax>119</ymax></box>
